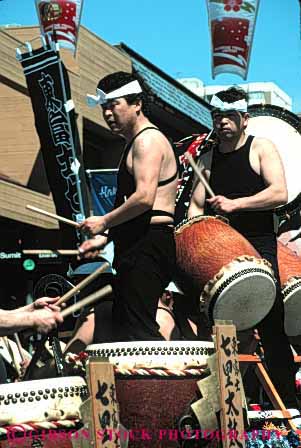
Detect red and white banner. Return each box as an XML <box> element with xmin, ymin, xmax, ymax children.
<box><xmin>35</xmin><ymin>0</ymin><xmax>84</xmax><ymax>54</ymax></box>
<box><xmin>206</xmin><ymin>0</ymin><xmax>260</xmax><ymax>79</ymax></box>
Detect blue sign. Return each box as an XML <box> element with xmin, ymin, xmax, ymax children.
<box><xmin>89</xmin><ymin>171</ymin><xmax>117</xmax><ymax>216</ymax></box>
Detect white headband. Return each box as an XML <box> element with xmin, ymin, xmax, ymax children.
<box><xmin>210</xmin><ymin>95</ymin><xmax>248</xmax><ymax>113</ymax></box>
<box><xmin>86</xmin><ymin>80</ymin><xmax>143</xmax><ymax>107</ymax></box>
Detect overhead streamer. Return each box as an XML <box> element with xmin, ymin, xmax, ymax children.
<box><xmin>206</xmin><ymin>0</ymin><xmax>260</xmax><ymax>79</ymax></box>
<box><xmin>35</xmin><ymin>0</ymin><xmax>84</xmax><ymax>54</ymax></box>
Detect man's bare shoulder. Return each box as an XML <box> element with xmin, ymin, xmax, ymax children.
<box><xmin>252</xmin><ymin>137</ymin><xmax>277</xmax><ymax>150</ymax></box>
<box><xmin>133</xmin><ymin>127</ymin><xmax>171</xmax><ymax>153</ymax></box>
<box><xmin>252</xmin><ymin>136</ymin><xmax>279</xmax><ymax>156</ymax></box>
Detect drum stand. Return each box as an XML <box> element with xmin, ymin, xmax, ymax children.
<box><xmin>238</xmin><ymin>332</ymin><xmax>301</xmax><ymax>436</ymax></box>
<box><xmin>23</xmin><ymin>330</ymin><xmax>67</xmax><ymax>381</ymax></box>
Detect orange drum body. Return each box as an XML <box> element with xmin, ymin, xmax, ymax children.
<box><xmin>277</xmin><ymin>241</ymin><xmax>301</xmax><ymax>336</ymax></box>
<box><xmin>175</xmin><ymin>216</ymin><xmax>276</xmax><ymax>331</ymax></box>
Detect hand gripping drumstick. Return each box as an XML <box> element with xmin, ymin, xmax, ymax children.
<box><xmin>23</xmin><ymin>278</ymin><xmax>112</xmax><ymax>339</ymax></box>
<box><xmin>22</xmin><ymin>285</ymin><xmax>113</xmax><ymax>380</ymax></box>
<box><xmin>26</xmin><ymin>205</ymin><xmax>109</xmax><ymax>238</ymax></box>
<box><xmin>22</xmin><ymin>262</ymin><xmax>109</xmax><ymax>339</ymax></box>
<box><xmin>56</xmin><ymin>262</ymin><xmax>110</xmax><ymax>306</ymax></box>
<box><xmin>185</xmin><ymin>152</ymin><xmax>215</xmax><ymax>198</ymax></box>
<box><xmin>61</xmin><ymin>284</ymin><xmax>113</xmax><ymax>318</ymax></box>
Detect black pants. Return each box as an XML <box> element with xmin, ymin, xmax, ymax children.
<box><xmin>248</xmin><ymin>234</ymin><xmax>298</xmax><ymax>407</ymax></box>
<box><xmin>93</xmin><ymin>300</ymin><xmax>114</xmax><ymax>343</ymax></box>
<box><xmin>112</xmin><ymin>226</ymin><xmax>176</xmax><ymax>341</ymax></box>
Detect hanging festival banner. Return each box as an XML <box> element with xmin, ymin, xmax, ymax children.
<box><xmin>35</xmin><ymin>0</ymin><xmax>84</xmax><ymax>54</ymax></box>
<box><xmin>206</xmin><ymin>0</ymin><xmax>260</xmax><ymax>79</ymax></box>
<box><xmin>87</xmin><ymin>170</ymin><xmax>118</xmax><ymax>217</ymax></box>
<box><xmin>17</xmin><ymin>41</ymin><xmax>89</xmax><ymax>248</ymax></box>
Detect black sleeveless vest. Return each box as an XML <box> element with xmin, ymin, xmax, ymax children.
<box><xmin>206</xmin><ymin>135</ymin><xmax>275</xmax><ymax>236</ymax></box>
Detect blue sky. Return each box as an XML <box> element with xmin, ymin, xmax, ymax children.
<box><xmin>1</xmin><ymin>0</ymin><xmax>300</xmax><ymax>112</ymax></box>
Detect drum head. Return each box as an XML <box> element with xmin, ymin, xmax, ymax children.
<box><xmin>211</xmin><ymin>272</ymin><xmax>276</xmax><ymax>331</ymax></box>
<box><xmin>247</xmin><ymin>105</ymin><xmax>301</xmax><ymax>210</ymax></box>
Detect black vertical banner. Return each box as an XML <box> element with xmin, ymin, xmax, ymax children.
<box><xmin>19</xmin><ymin>44</ymin><xmax>89</xmax><ymax>248</ymax></box>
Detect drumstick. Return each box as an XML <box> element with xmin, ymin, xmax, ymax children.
<box><xmin>23</xmin><ymin>249</ymin><xmax>81</xmax><ymax>255</ymax></box>
<box><xmin>26</xmin><ymin>205</ymin><xmax>80</xmax><ymax>227</ymax></box>
<box><xmin>185</xmin><ymin>152</ymin><xmax>215</xmax><ymax>198</ymax></box>
<box><xmin>61</xmin><ymin>284</ymin><xmax>113</xmax><ymax>318</ymax></box>
<box><xmin>56</xmin><ymin>262</ymin><xmax>110</xmax><ymax>306</ymax></box>
<box><xmin>23</xmin><ymin>283</ymin><xmax>113</xmax><ymax>340</ymax></box>
<box><xmin>2</xmin><ymin>337</ymin><xmax>21</xmax><ymax>376</ymax></box>
<box><xmin>26</xmin><ymin>205</ymin><xmax>109</xmax><ymax>238</ymax></box>
<box><xmin>13</xmin><ymin>333</ymin><xmax>26</xmax><ymax>363</ymax></box>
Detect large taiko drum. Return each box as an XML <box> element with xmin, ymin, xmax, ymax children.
<box><xmin>86</xmin><ymin>341</ymin><xmax>214</xmax><ymax>448</ymax></box>
<box><xmin>0</xmin><ymin>376</ymin><xmax>88</xmax><ymax>426</ymax></box>
<box><xmin>247</xmin><ymin>105</ymin><xmax>301</xmax><ymax>227</ymax></box>
<box><xmin>277</xmin><ymin>240</ymin><xmax>301</xmax><ymax>336</ymax></box>
<box><xmin>174</xmin><ymin>216</ymin><xmax>276</xmax><ymax>331</ymax></box>
<box><xmin>0</xmin><ymin>377</ymin><xmax>88</xmax><ymax>448</ymax></box>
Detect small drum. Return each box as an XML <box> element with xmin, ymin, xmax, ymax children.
<box><xmin>175</xmin><ymin>216</ymin><xmax>276</xmax><ymax>331</ymax></box>
<box><xmin>247</xmin><ymin>105</ymin><xmax>301</xmax><ymax>226</ymax></box>
<box><xmin>0</xmin><ymin>376</ymin><xmax>88</xmax><ymax>426</ymax></box>
<box><xmin>86</xmin><ymin>341</ymin><xmax>214</xmax><ymax>448</ymax></box>
<box><xmin>277</xmin><ymin>240</ymin><xmax>301</xmax><ymax>336</ymax></box>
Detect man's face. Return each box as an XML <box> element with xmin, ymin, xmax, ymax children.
<box><xmin>211</xmin><ymin>110</ymin><xmax>249</xmax><ymax>140</ymax></box>
<box><xmin>101</xmin><ymin>97</ymin><xmax>140</xmax><ymax>135</ymax></box>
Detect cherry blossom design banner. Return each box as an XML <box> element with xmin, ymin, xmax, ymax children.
<box><xmin>35</xmin><ymin>0</ymin><xmax>84</xmax><ymax>54</ymax></box>
<box><xmin>207</xmin><ymin>0</ymin><xmax>260</xmax><ymax>79</ymax></box>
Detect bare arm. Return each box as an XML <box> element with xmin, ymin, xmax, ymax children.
<box><xmin>80</xmin><ymin>131</ymin><xmax>168</xmax><ymax>235</ymax></box>
<box><xmin>104</xmin><ymin>132</ymin><xmax>165</xmax><ymax>228</ymax></box>
<box><xmin>0</xmin><ymin>308</ymin><xmax>63</xmax><ymax>336</ymax></box>
<box><xmin>7</xmin><ymin>296</ymin><xmax>61</xmax><ymax>314</ymax></box>
<box><xmin>188</xmin><ymin>152</ymin><xmax>212</xmax><ymax>218</ymax></box>
<box><xmin>235</xmin><ymin>138</ymin><xmax>287</xmax><ymax>211</ymax></box>
<box><xmin>188</xmin><ymin>181</ymin><xmax>205</xmax><ymax>217</ymax></box>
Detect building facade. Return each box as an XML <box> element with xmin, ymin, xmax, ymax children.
<box><xmin>178</xmin><ymin>78</ymin><xmax>293</xmax><ymax>111</ymax></box>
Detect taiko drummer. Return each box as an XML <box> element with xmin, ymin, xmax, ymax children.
<box><xmin>188</xmin><ymin>86</ymin><xmax>298</xmax><ymax>409</ymax></box>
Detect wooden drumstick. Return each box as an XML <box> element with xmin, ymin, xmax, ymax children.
<box><xmin>22</xmin><ymin>249</ymin><xmax>104</xmax><ymax>256</ymax></box>
<box><xmin>23</xmin><ymin>249</ymin><xmax>81</xmax><ymax>256</ymax></box>
<box><xmin>13</xmin><ymin>333</ymin><xmax>26</xmax><ymax>363</ymax></box>
<box><xmin>2</xmin><ymin>337</ymin><xmax>21</xmax><ymax>376</ymax></box>
<box><xmin>185</xmin><ymin>152</ymin><xmax>215</xmax><ymax>198</ymax></box>
<box><xmin>26</xmin><ymin>205</ymin><xmax>109</xmax><ymax>238</ymax></box>
<box><xmin>61</xmin><ymin>284</ymin><xmax>113</xmax><ymax>318</ymax></box>
<box><xmin>56</xmin><ymin>262</ymin><xmax>110</xmax><ymax>306</ymax></box>
<box><xmin>26</xmin><ymin>205</ymin><xmax>80</xmax><ymax>227</ymax></box>
<box><xmin>23</xmin><ymin>283</ymin><xmax>112</xmax><ymax>340</ymax></box>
